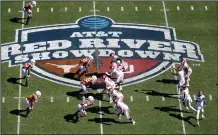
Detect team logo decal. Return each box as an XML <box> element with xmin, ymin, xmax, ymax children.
<box><xmin>1</xmin><ymin>16</ymin><xmax>204</xmax><ymax>87</ymax></box>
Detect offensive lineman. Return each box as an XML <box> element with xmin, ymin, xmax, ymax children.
<box><xmin>74</xmin><ymin>96</ymin><xmax>95</xmax><ymax>121</ymax></box>
<box><xmin>23</xmin><ymin>91</ymin><xmax>41</xmax><ymax>118</ymax></box>
<box><xmin>196</xmin><ymin>90</ymin><xmax>206</xmax><ymax>127</ymax></box>
<box><xmin>102</xmin><ymin>74</ymin><xmax>116</xmax><ymax>103</ymax></box>
<box><xmin>23</xmin><ymin>1</ymin><xmax>36</xmax><ymax>25</ymax></box>
<box><xmin>115</xmin><ymin>101</ymin><xmax>136</xmax><ymax>125</ymax></box>
<box><xmin>21</xmin><ymin>59</ymin><xmax>36</xmax><ymax>87</ymax></box>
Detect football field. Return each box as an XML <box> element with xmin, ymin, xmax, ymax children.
<box><xmin>1</xmin><ymin>1</ymin><xmax>218</xmax><ymax>134</ymax></box>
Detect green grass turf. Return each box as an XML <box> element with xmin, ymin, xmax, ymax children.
<box><xmin>1</xmin><ymin>1</ymin><xmax>217</xmax><ymax>134</ymax></box>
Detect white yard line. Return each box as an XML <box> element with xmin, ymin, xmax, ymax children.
<box><xmin>79</xmin><ymin>7</ymin><xmax>82</xmax><ymax>12</ymax></box>
<box><xmin>2</xmin><ymin>97</ymin><xmax>5</xmax><ymax>103</ymax></box>
<box><xmin>205</xmin><ymin>6</ymin><xmax>208</xmax><ymax>10</ymax></box>
<box><xmin>66</xmin><ymin>96</ymin><xmax>70</xmax><ymax>102</ymax></box>
<box><xmin>191</xmin><ymin>6</ymin><xmax>194</xmax><ymax>10</ymax></box>
<box><xmin>177</xmin><ymin>6</ymin><xmax>180</xmax><ymax>11</ymax></box>
<box><xmin>193</xmin><ymin>95</ymin><xmax>196</xmax><ymax>100</ymax></box>
<box><xmin>97</xmin><ymin>90</ymin><xmax>103</xmax><ymax>134</ymax></box>
<box><xmin>130</xmin><ymin>96</ymin><xmax>133</xmax><ymax>102</ymax></box>
<box><xmin>107</xmin><ymin>7</ymin><xmax>110</xmax><ymax>11</ymax></box>
<box><xmin>8</xmin><ymin>8</ymin><xmax>11</xmax><ymax>12</ymax></box>
<box><xmin>51</xmin><ymin>7</ymin><xmax>53</xmax><ymax>12</ymax></box>
<box><xmin>93</xmin><ymin>1</ymin><xmax>103</xmax><ymax>134</ymax></box>
<box><xmin>51</xmin><ymin>97</ymin><xmax>53</xmax><ymax>102</ymax></box>
<box><xmin>121</xmin><ymin>7</ymin><xmax>124</xmax><ymax>11</ymax></box>
<box><xmin>17</xmin><ymin>2</ymin><xmax>25</xmax><ymax>134</ymax></box>
<box><xmin>146</xmin><ymin>95</ymin><xmax>149</xmax><ymax>101</ymax></box>
<box><xmin>65</xmin><ymin>7</ymin><xmax>68</xmax><ymax>12</ymax></box>
<box><xmin>149</xmin><ymin>6</ymin><xmax>152</xmax><ymax>11</ymax></box>
<box><xmin>135</xmin><ymin>7</ymin><xmax>138</xmax><ymax>11</ymax></box>
<box><xmin>162</xmin><ymin>1</ymin><xmax>186</xmax><ymax>135</ymax></box>
<box><xmin>37</xmin><ymin>7</ymin><xmax>39</xmax><ymax>12</ymax></box>
<box><xmin>162</xmin><ymin>96</ymin><xmax>165</xmax><ymax>101</ymax></box>
<box><xmin>209</xmin><ymin>94</ymin><xmax>212</xmax><ymax>100</ymax></box>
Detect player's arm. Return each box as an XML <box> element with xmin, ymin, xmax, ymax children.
<box><xmin>169</xmin><ymin>68</ymin><xmax>178</xmax><ymax>75</ymax></box>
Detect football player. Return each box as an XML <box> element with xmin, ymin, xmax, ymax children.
<box><xmin>80</xmin><ymin>75</ymin><xmax>97</xmax><ymax>97</ymax></box>
<box><xmin>24</xmin><ymin>91</ymin><xmax>41</xmax><ymax>118</ymax></box>
<box><xmin>23</xmin><ymin>1</ymin><xmax>36</xmax><ymax>25</ymax></box>
<box><xmin>75</xmin><ymin>55</ymin><xmax>94</xmax><ymax>79</ymax></box>
<box><xmin>196</xmin><ymin>90</ymin><xmax>206</xmax><ymax>127</ymax></box>
<box><xmin>169</xmin><ymin>66</ymin><xmax>185</xmax><ymax>94</ymax></box>
<box><xmin>74</xmin><ymin>96</ymin><xmax>94</xmax><ymax>121</ymax></box>
<box><xmin>109</xmin><ymin>52</ymin><xmax>119</xmax><ymax>63</ymax></box>
<box><xmin>181</xmin><ymin>84</ymin><xmax>196</xmax><ymax>112</ymax></box>
<box><xmin>115</xmin><ymin>101</ymin><xmax>136</xmax><ymax>125</ymax></box>
<box><xmin>102</xmin><ymin>74</ymin><xmax>116</xmax><ymax>103</ymax></box>
<box><xmin>21</xmin><ymin>59</ymin><xmax>36</xmax><ymax>87</ymax></box>
<box><xmin>181</xmin><ymin>59</ymin><xmax>192</xmax><ymax>85</ymax></box>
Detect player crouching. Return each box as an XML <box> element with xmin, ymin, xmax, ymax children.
<box><xmin>74</xmin><ymin>96</ymin><xmax>94</xmax><ymax>121</ymax></box>
<box><xmin>115</xmin><ymin>101</ymin><xmax>136</xmax><ymax>125</ymax></box>
<box><xmin>21</xmin><ymin>59</ymin><xmax>36</xmax><ymax>87</ymax></box>
<box><xmin>102</xmin><ymin>74</ymin><xmax>116</xmax><ymax>103</ymax></box>
<box><xmin>75</xmin><ymin>55</ymin><xmax>94</xmax><ymax>79</ymax></box>
<box><xmin>80</xmin><ymin>75</ymin><xmax>97</xmax><ymax>98</ymax></box>
<box><xmin>23</xmin><ymin>1</ymin><xmax>36</xmax><ymax>25</ymax></box>
<box><xmin>24</xmin><ymin>91</ymin><xmax>41</xmax><ymax>118</ymax></box>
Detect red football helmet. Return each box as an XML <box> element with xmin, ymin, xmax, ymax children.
<box><xmin>109</xmin><ymin>52</ymin><xmax>115</xmax><ymax>57</ymax></box>
<box><xmin>177</xmin><ymin>66</ymin><xmax>183</xmax><ymax>71</ymax></box>
<box><xmin>198</xmin><ymin>90</ymin><xmax>203</xmax><ymax>95</ymax></box>
<box><xmin>102</xmin><ymin>74</ymin><xmax>107</xmax><ymax>79</ymax></box>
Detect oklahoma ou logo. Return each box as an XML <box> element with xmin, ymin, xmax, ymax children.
<box><xmin>1</xmin><ymin>15</ymin><xmax>204</xmax><ymax>87</ymax></box>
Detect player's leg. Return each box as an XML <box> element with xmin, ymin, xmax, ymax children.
<box><xmin>201</xmin><ymin>107</ymin><xmax>205</xmax><ymax>118</ymax></box>
<box><xmin>81</xmin><ymin>83</ymin><xmax>88</xmax><ymax>98</ymax></box>
<box><xmin>24</xmin><ymin>99</ymin><xmax>32</xmax><ymax>118</ymax></box>
<box><xmin>124</xmin><ymin>110</ymin><xmax>135</xmax><ymax>125</ymax></box>
<box><xmin>196</xmin><ymin>107</ymin><xmax>201</xmax><ymax>126</ymax></box>
<box><xmin>187</xmin><ymin>98</ymin><xmax>196</xmax><ymax>112</ymax></box>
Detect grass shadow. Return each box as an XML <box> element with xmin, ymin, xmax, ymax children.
<box><xmin>10</xmin><ymin>17</ymin><xmax>26</xmax><ymax>24</ymax></box>
<box><xmin>138</xmin><ymin>90</ymin><xmax>179</xmax><ymax>99</ymax></box>
<box><xmin>7</xmin><ymin>77</ymin><xmax>25</xmax><ymax>86</ymax></box>
<box><xmin>169</xmin><ymin>113</ymin><xmax>197</xmax><ymax>127</ymax></box>
<box><xmin>64</xmin><ymin>114</ymin><xmax>79</xmax><ymax>123</ymax></box>
<box><xmin>88</xmin><ymin>118</ymin><xmax>131</xmax><ymax>125</ymax></box>
<box><xmin>154</xmin><ymin>106</ymin><xmax>191</xmax><ymax>113</ymax></box>
<box><xmin>10</xmin><ymin>109</ymin><xmax>27</xmax><ymax>118</ymax></box>
<box><xmin>156</xmin><ymin>79</ymin><xmax>178</xmax><ymax>84</ymax></box>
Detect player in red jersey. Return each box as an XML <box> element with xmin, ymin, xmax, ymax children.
<box><xmin>23</xmin><ymin>1</ymin><xmax>36</xmax><ymax>25</ymax></box>
<box><xmin>23</xmin><ymin>91</ymin><xmax>41</xmax><ymax>118</ymax></box>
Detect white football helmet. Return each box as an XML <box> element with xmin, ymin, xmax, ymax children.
<box><xmin>30</xmin><ymin>59</ymin><xmax>36</xmax><ymax>64</ymax></box>
<box><xmin>116</xmin><ymin>60</ymin><xmax>121</xmax><ymax>65</ymax></box>
<box><xmin>88</xmin><ymin>96</ymin><xmax>94</xmax><ymax>102</ymax></box>
<box><xmin>87</xmin><ymin>55</ymin><xmax>93</xmax><ymax>60</ymax></box>
<box><xmin>35</xmin><ymin>91</ymin><xmax>41</xmax><ymax>97</ymax></box>
<box><xmin>31</xmin><ymin>1</ymin><xmax>36</xmax><ymax>6</ymax></box>
<box><xmin>92</xmin><ymin>75</ymin><xmax>97</xmax><ymax>80</ymax></box>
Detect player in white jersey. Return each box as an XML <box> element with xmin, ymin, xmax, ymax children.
<box><xmin>110</xmin><ymin>62</ymin><xmax>124</xmax><ymax>91</ymax></box>
<box><xmin>195</xmin><ymin>90</ymin><xmax>206</xmax><ymax>126</ymax></box>
<box><xmin>181</xmin><ymin>84</ymin><xmax>196</xmax><ymax>112</ymax></box>
<box><xmin>102</xmin><ymin>74</ymin><xmax>116</xmax><ymax>103</ymax></box>
<box><xmin>169</xmin><ymin>66</ymin><xmax>185</xmax><ymax>94</ymax></box>
<box><xmin>181</xmin><ymin>59</ymin><xmax>192</xmax><ymax>85</ymax></box>
<box><xmin>109</xmin><ymin>52</ymin><xmax>119</xmax><ymax>63</ymax></box>
<box><xmin>115</xmin><ymin>101</ymin><xmax>136</xmax><ymax>125</ymax></box>
<box><xmin>111</xmin><ymin>90</ymin><xmax>124</xmax><ymax>107</ymax></box>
